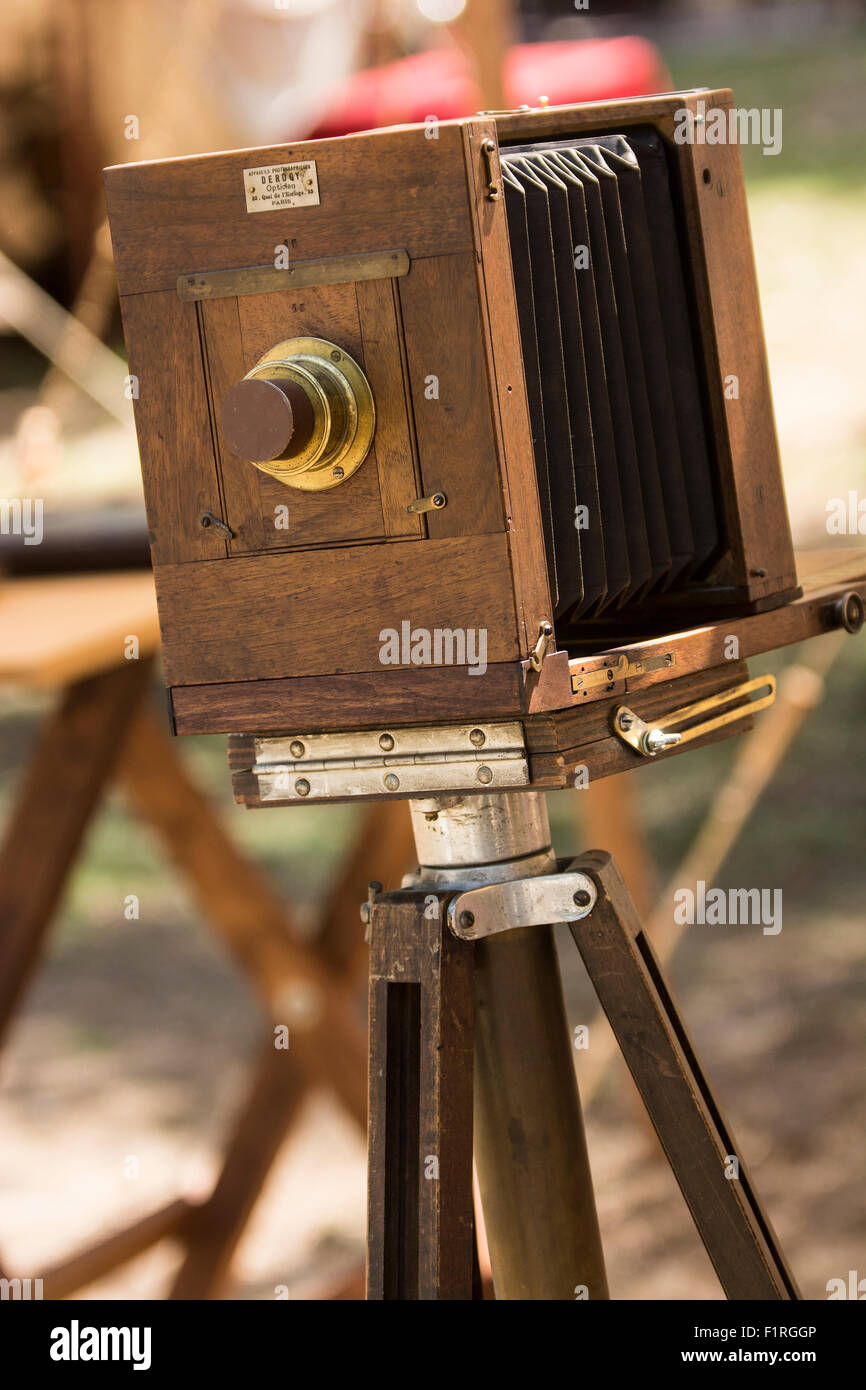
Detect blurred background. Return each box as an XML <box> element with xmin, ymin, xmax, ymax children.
<box><xmin>0</xmin><ymin>0</ymin><xmax>864</xmax><ymax>1300</ymax></box>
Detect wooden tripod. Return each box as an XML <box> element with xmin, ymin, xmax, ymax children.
<box><xmin>365</xmin><ymin>791</ymin><xmax>800</xmax><ymax>1301</ymax></box>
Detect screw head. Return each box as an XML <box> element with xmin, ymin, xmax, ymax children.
<box><xmin>379</xmin><ymin>733</ymin><xmax>395</xmax><ymax>751</ymax></box>
<box><xmin>294</xmin><ymin>777</ymin><xmax>311</xmax><ymax>797</ymax></box>
<box><xmin>332</xmin><ymin>465</ymin><xmax>344</xmax><ymax>479</ymax></box>
<box><xmin>383</xmin><ymin>772</ymin><xmax>400</xmax><ymax>791</ymax></box>
<box><xmin>469</xmin><ymin>728</ymin><xmax>486</xmax><ymax>747</ymax></box>
<box><xmin>617</xmin><ymin>711</ymin><xmax>634</xmax><ymax>731</ymax></box>
<box><xmin>476</xmin><ymin>765</ymin><xmax>493</xmax><ymax>785</ymax></box>
<box><xmin>573</xmin><ymin>888</ymin><xmax>592</xmax><ymax>908</ymax></box>
<box><xmin>458</xmin><ymin>910</ymin><xmax>475</xmax><ymax>933</ymax></box>
<box><xmin>432</xmin><ymin>492</ymin><xmax>446</xmax><ymax>508</ymax></box>
<box><xmin>289</xmin><ymin>739</ymin><xmax>305</xmax><ymax>758</ymax></box>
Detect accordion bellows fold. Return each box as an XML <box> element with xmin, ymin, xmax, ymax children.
<box><xmin>502</xmin><ymin>130</ymin><xmax>725</xmax><ymax>628</ymax></box>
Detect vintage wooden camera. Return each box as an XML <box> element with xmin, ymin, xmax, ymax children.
<box><xmin>104</xmin><ymin>90</ymin><xmax>866</xmax><ymax>1302</ymax></box>
<box><xmin>104</xmin><ymin>89</ymin><xmax>864</xmax><ymax>802</ymax></box>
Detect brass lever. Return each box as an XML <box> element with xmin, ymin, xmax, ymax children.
<box><xmin>613</xmin><ymin>674</ymin><xmax>777</xmax><ymax>758</ymax></box>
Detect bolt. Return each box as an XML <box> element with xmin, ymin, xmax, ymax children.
<box><xmin>476</xmin><ymin>765</ymin><xmax>493</xmax><ymax>785</ymax></box>
<box><xmin>379</xmin><ymin>733</ymin><xmax>395</xmax><ymax>751</ymax></box>
<box><xmin>469</xmin><ymin>728</ymin><xmax>486</xmax><ymax>747</ymax></box>
<box><xmin>289</xmin><ymin>739</ymin><xmax>305</xmax><ymax>758</ymax></box>
<box><xmin>573</xmin><ymin>888</ymin><xmax>592</xmax><ymax>908</ymax></box>
<box><xmin>458</xmin><ymin>910</ymin><xmax>475</xmax><ymax>934</ymax></box>
<box><xmin>643</xmin><ymin>729</ymin><xmax>682</xmax><ymax>755</ymax></box>
<box><xmin>383</xmin><ymin>772</ymin><xmax>400</xmax><ymax>791</ymax></box>
<box><xmin>294</xmin><ymin>778</ymin><xmax>311</xmax><ymax>797</ymax></box>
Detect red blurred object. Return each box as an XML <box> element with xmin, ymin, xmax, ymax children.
<box><xmin>309</xmin><ymin>38</ymin><xmax>669</xmax><ymax>140</ymax></box>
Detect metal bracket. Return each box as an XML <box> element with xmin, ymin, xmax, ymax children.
<box><xmin>177</xmin><ymin>248</ymin><xmax>410</xmax><ymax>302</ymax></box>
<box><xmin>529</xmin><ymin>619</ymin><xmax>554</xmax><ymax>673</ymax></box>
<box><xmin>480</xmin><ymin>138</ymin><xmax>501</xmax><ymax>200</ymax></box>
<box><xmin>406</xmin><ymin>491</ymin><xmax>447</xmax><ymax>514</ymax></box>
<box><xmin>447</xmin><ymin>870</ymin><xmax>597</xmax><ymax>940</ymax></box>
<box><xmin>571</xmin><ymin>649</ymin><xmax>675</xmax><ymax>696</ymax></box>
<box><xmin>248</xmin><ymin>721</ymin><xmax>529</xmax><ymax>801</ymax></box>
<box><xmin>613</xmin><ymin>673</ymin><xmax>777</xmax><ymax>758</ymax></box>
<box><xmin>199</xmin><ymin>510</ymin><xmax>234</xmax><ymax>538</ymax></box>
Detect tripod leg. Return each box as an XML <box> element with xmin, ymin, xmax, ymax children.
<box><xmin>473</xmin><ymin>925</ymin><xmax>609</xmax><ymax>1300</ymax></box>
<box><xmin>408</xmin><ymin>792</ymin><xmax>609</xmax><ymax>1301</ymax></box>
<box><xmin>367</xmin><ymin>893</ymin><xmax>476</xmax><ymax>1299</ymax></box>
<box><xmin>569</xmin><ymin>850</ymin><xmax>800</xmax><ymax>1300</ymax></box>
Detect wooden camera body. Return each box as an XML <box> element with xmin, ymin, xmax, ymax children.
<box><xmin>105</xmin><ymin>90</ymin><xmax>865</xmax><ymax>801</ymax></box>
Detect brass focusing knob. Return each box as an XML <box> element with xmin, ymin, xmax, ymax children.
<box><xmin>219</xmin><ymin>336</ymin><xmax>375</xmax><ymax>491</ymax></box>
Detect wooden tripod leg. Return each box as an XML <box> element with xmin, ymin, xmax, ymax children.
<box><xmin>170</xmin><ymin>1038</ymin><xmax>306</xmax><ymax>1300</ymax></box>
<box><xmin>117</xmin><ymin>705</ymin><xmax>367</xmax><ymax>1128</ymax></box>
<box><xmin>568</xmin><ymin>850</ymin><xmax>800</xmax><ymax>1301</ymax></box>
<box><xmin>316</xmin><ymin>801</ymin><xmax>416</xmax><ymax>982</ymax></box>
<box><xmin>367</xmin><ymin>893</ymin><xmax>476</xmax><ymax>1300</ymax></box>
<box><xmin>0</xmin><ymin>658</ymin><xmax>153</xmax><ymax>1048</ymax></box>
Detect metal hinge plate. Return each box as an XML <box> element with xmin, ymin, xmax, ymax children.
<box><xmin>447</xmin><ymin>870</ymin><xmax>597</xmax><ymax>940</ymax></box>
<box><xmin>571</xmin><ymin>650</ymin><xmax>675</xmax><ymax>696</ymax></box>
<box><xmin>249</xmin><ymin>722</ymin><xmax>529</xmax><ymax>801</ymax></box>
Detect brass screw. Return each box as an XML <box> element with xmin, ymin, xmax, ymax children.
<box><xmin>379</xmin><ymin>733</ymin><xmax>395</xmax><ymax>751</ymax></box>
<box><xmin>383</xmin><ymin>772</ymin><xmax>400</xmax><ymax>791</ymax></box>
<box><xmin>289</xmin><ymin>740</ymin><xmax>305</xmax><ymax>758</ymax></box>
<box><xmin>469</xmin><ymin>728</ymin><xmax>486</xmax><ymax>747</ymax></box>
<box><xmin>294</xmin><ymin>778</ymin><xmax>311</xmax><ymax>797</ymax></box>
<box><xmin>476</xmin><ymin>765</ymin><xmax>493</xmax><ymax>785</ymax></box>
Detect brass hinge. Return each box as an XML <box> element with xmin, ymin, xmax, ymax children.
<box><xmin>613</xmin><ymin>674</ymin><xmax>776</xmax><ymax>758</ymax></box>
